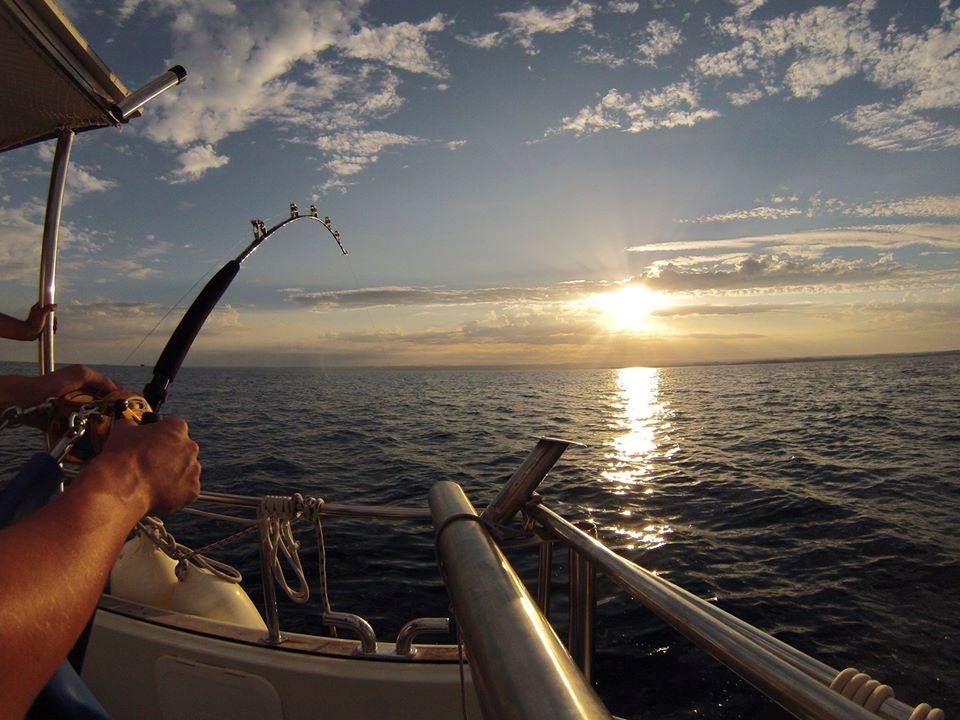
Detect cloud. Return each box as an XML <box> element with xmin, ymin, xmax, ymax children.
<box><xmin>0</xmin><ymin>201</ymin><xmax>46</xmax><ymax>281</ymax></box>
<box><xmin>576</xmin><ymin>44</ymin><xmax>627</xmax><ymax>68</ymax></box>
<box><xmin>0</xmin><ymin>199</ymin><xmax>106</xmax><ymax>281</ymax></box>
<box><xmin>35</xmin><ymin>144</ymin><xmax>117</xmax><ymax>200</ymax></box>
<box><xmin>726</xmin><ymin>83</ymin><xmax>767</xmax><ymax>106</ymax></box>
<box><xmin>460</xmin><ymin>1</ymin><xmax>595</xmax><ymax>55</ymax></box>
<box><xmin>545</xmin><ymin>81</ymin><xmax>720</xmax><ymax>137</ymax></box>
<box><xmin>849</xmin><ymin>195</ymin><xmax>960</xmax><ymax>219</ymax></box>
<box><xmin>682</xmin><ymin>205</ymin><xmax>804</xmax><ymax>223</ymax></box>
<box><xmin>165</xmin><ymin>144</ymin><xmax>231</xmax><ymax>184</ymax></box>
<box><xmin>141</xmin><ymin>1</ymin><xmax>361</xmax><ymax>148</ymax></box>
<box><xmin>692</xmin><ymin>1</ymin><xmax>960</xmax><ymax>151</ymax></box>
<box><xmin>627</xmin><ymin>238</ymin><xmax>759</xmax><ymax>254</ymax></box>
<box><xmin>281</xmin><ymin>284</ymin><xmax>585</xmax><ymax>310</ymax></box>
<box><xmin>130</xmin><ymin>1</ymin><xmax>450</xmax><ymax>186</ymax></box>
<box><xmin>607</xmin><ymin>1</ymin><xmax>638</xmax><ymax>14</ymax></box>
<box><xmin>628</xmin><ymin>223</ymin><xmax>960</xmax><ymax>269</ymax></box>
<box><xmin>635</xmin><ymin>19</ymin><xmax>682</xmax><ymax>66</ymax></box>
<box><xmin>833</xmin><ymin>103</ymin><xmax>960</xmax><ymax>152</ymax></box>
<box><xmin>677</xmin><ymin>194</ymin><xmax>960</xmax><ymax>226</ymax></box>
<box><xmin>456</xmin><ymin>31</ymin><xmax>503</xmax><ymax>50</ymax></box>
<box><xmin>653</xmin><ymin>302</ymin><xmax>806</xmax><ymax>317</ymax></box>
<box><xmin>639</xmin><ymin>253</ymin><xmax>906</xmax><ymax>293</ymax></box>
<box><xmin>338</xmin><ymin>14</ymin><xmax>450</xmax><ymax>78</ymax></box>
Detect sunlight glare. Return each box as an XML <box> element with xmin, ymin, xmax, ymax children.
<box><xmin>587</xmin><ymin>285</ymin><xmax>670</xmax><ymax>333</ymax></box>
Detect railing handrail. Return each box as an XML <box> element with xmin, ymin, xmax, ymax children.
<box><xmin>193</xmin><ymin>491</ymin><xmax>431</xmax><ymax>520</ymax></box>
<box><xmin>430</xmin><ymin>481</ymin><xmax>612</xmax><ymax>720</ymax></box>
<box><xmin>526</xmin><ymin>502</ymin><xmax>923</xmax><ymax>720</ymax></box>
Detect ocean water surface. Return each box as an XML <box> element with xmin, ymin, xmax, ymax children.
<box><xmin>1</xmin><ymin>353</ymin><xmax>957</xmax><ymax>718</ymax></box>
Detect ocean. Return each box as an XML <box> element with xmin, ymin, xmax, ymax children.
<box><xmin>1</xmin><ymin>353</ymin><xmax>957</xmax><ymax>719</ymax></box>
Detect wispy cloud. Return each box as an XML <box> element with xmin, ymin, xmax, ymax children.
<box><xmin>694</xmin><ymin>0</ymin><xmax>960</xmax><ymax>151</ymax></box>
<box><xmin>628</xmin><ymin>223</ymin><xmax>960</xmax><ymax>267</ymax></box>
<box><xmin>458</xmin><ymin>0</ymin><xmax>595</xmax><ymax>55</ymax></box>
<box><xmin>36</xmin><ymin>144</ymin><xmax>117</xmax><ymax>201</ymax></box>
<box><xmin>131</xmin><ymin>0</ymin><xmax>450</xmax><ymax>187</ymax></box>
<box><xmin>545</xmin><ymin>80</ymin><xmax>720</xmax><ymax>137</ymax></box>
<box><xmin>635</xmin><ymin>19</ymin><xmax>682</xmax><ymax>67</ymax></box>
<box><xmin>543</xmin><ymin>1</ymin><xmax>960</xmax><ymax>152</ymax></box>
<box><xmin>678</xmin><ymin>194</ymin><xmax>960</xmax><ymax>225</ymax></box>
<box><xmin>281</xmin><ymin>283</ymin><xmax>594</xmax><ymax>310</ymax></box>
<box><xmin>165</xmin><ymin>144</ymin><xmax>230</xmax><ymax>184</ymax></box>
<box><xmin>338</xmin><ymin>14</ymin><xmax>450</xmax><ymax>78</ymax></box>
<box><xmin>640</xmin><ymin>253</ymin><xmax>906</xmax><ymax>293</ymax></box>
<box><xmin>653</xmin><ymin>302</ymin><xmax>806</xmax><ymax>317</ymax></box>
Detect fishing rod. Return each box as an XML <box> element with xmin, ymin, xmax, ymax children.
<box><xmin>142</xmin><ymin>203</ymin><xmax>346</xmax><ymax>414</ymax></box>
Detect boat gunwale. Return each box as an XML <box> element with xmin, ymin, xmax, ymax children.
<box><xmin>96</xmin><ymin>595</ymin><xmax>465</xmax><ymax>664</ymax></box>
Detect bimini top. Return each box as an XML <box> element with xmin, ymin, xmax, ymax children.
<box><xmin>0</xmin><ymin>0</ymin><xmax>130</xmax><ymax>152</ymax></box>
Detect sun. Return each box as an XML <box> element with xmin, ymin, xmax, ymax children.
<box><xmin>586</xmin><ymin>285</ymin><xmax>670</xmax><ymax>333</ymax></box>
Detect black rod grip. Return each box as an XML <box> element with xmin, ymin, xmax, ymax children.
<box><xmin>143</xmin><ymin>260</ymin><xmax>240</xmax><ymax>411</ymax></box>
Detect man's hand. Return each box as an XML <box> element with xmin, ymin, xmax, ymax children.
<box><xmin>92</xmin><ymin>417</ymin><xmax>201</xmax><ymax>517</ymax></box>
<box><xmin>25</xmin><ymin>302</ymin><xmax>57</xmax><ymax>336</ymax></box>
<box><xmin>0</xmin><ymin>365</ymin><xmax>121</xmax><ymax>429</ymax></box>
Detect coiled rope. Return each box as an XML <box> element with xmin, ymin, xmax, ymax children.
<box><xmin>830</xmin><ymin>668</ymin><xmax>944</xmax><ymax>719</ymax></box>
<box><xmin>257</xmin><ymin>493</ymin><xmax>335</xmax><ymax>621</ymax></box>
<box><xmin>136</xmin><ymin>515</ymin><xmax>247</xmax><ymax>583</ymax></box>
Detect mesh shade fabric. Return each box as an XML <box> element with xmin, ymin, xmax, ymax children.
<box><xmin>0</xmin><ymin>0</ymin><xmax>128</xmax><ymax>152</ymax></box>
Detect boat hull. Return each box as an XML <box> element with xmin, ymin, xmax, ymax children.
<box><xmin>82</xmin><ymin>597</ymin><xmax>480</xmax><ymax>720</ymax></box>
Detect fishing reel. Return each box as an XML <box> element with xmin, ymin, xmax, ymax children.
<box><xmin>45</xmin><ymin>390</ymin><xmax>152</xmax><ymax>463</ymax></box>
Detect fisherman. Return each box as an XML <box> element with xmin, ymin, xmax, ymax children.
<box><xmin>0</xmin><ymin>303</ymin><xmax>57</xmax><ymax>341</ymax></box>
<box><xmin>0</xmin><ymin>364</ymin><xmax>201</xmax><ymax>717</ymax></box>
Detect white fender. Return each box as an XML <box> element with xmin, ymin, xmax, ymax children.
<box><xmin>171</xmin><ymin>564</ymin><xmax>267</xmax><ymax>631</ymax></box>
<box><xmin>110</xmin><ymin>534</ymin><xmax>178</xmax><ymax>610</ymax></box>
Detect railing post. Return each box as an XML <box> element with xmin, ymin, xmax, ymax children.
<box><xmin>537</xmin><ymin>540</ymin><xmax>553</xmax><ymax>615</ymax></box>
<box><xmin>568</xmin><ymin>548</ymin><xmax>596</xmax><ymax>682</ymax></box>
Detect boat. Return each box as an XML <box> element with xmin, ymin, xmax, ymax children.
<box><xmin>0</xmin><ymin>1</ymin><xmax>947</xmax><ymax>718</ymax></box>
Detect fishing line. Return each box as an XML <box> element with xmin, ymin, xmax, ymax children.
<box><xmin>118</xmin><ymin>228</ymin><xmax>259</xmax><ymax>367</ymax></box>
<box><xmin>338</xmin><ymin>249</ymin><xmax>393</xmax><ymax>367</ymax></box>
<box><xmin>120</xmin><ymin>265</ymin><xmax>216</xmax><ymax>367</ymax></box>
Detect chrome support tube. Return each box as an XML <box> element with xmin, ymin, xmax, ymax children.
<box><xmin>430</xmin><ymin>481</ymin><xmax>611</xmax><ymax>720</ymax></box>
<box><xmin>322</xmin><ymin>611</ymin><xmax>377</xmax><ymax>655</ymax></box>
<box><xmin>114</xmin><ymin>66</ymin><xmax>186</xmax><ymax>120</ymax></box>
<box><xmin>527</xmin><ymin>503</ymin><xmax>888</xmax><ymax>720</ymax></box>
<box><xmin>395</xmin><ymin>617</ymin><xmax>451</xmax><ymax>657</ymax></box>
<box><xmin>568</xmin><ymin>548</ymin><xmax>595</xmax><ymax>682</ymax></box>
<box><xmin>38</xmin><ymin>129</ymin><xmax>74</xmax><ymax>375</ymax></box>
<box><xmin>536</xmin><ymin>540</ymin><xmax>553</xmax><ymax>615</ymax></box>
<box><xmin>481</xmin><ymin>437</ymin><xmax>578</xmax><ymax>526</ymax></box>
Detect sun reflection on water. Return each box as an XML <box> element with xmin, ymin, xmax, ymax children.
<box><xmin>602</xmin><ymin>367</ymin><xmax>674</xmax><ymax>551</ymax></box>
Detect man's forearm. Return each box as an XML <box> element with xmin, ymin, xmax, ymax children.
<box><xmin>0</xmin><ymin>313</ymin><xmax>33</xmax><ymax>341</ymax></box>
<box><xmin>0</xmin><ymin>455</ymin><xmax>148</xmax><ymax>717</ymax></box>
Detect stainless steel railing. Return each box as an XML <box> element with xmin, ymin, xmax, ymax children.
<box><xmin>526</xmin><ymin>501</ymin><xmax>936</xmax><ymax>720</ymax></box>
<box><xmin>171</xmin><ymin>436</ymin><xmax>943</xmax><ymax>720</ymax></box>
<box><xmin>430</xmin><ymin>480</ymin><xmax>611</xmax><ymax>720</ymax></box>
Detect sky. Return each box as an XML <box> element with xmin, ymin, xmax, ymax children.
<box><xmin>1</xmin><ymin>0</ymin><xmax>958</xmax><ymax>368</ymax></box>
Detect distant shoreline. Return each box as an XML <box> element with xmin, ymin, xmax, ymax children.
<box><xmin>1</xmin><ymin>348</ymin><xmax>957</xmax><ymax>373</ymax></box>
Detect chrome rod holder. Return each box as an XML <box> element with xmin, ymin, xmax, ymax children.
<box><xmin>323</xmin><ymin>611</ymin><xmax>377</xmax><ymax>655</ymax></box>
<box><xmin>481</xmin><ymin>437</ymin><xmax>581</xmax><ymax>527</ymax></box>
<box><xmin>395</xmin><ymin>617</ymin><xmax>451</xmax><ymax>657</ymax></box>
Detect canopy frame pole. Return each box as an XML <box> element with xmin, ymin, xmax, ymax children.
<box><xmin>38</xmin><ymin>128</ymin><xmax>74</xmax><ymax>376</ymax></box>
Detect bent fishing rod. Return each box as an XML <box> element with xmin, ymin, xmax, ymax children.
<box><xmin>142</xmin><ymin>203</ymin><xmax>346</xmax><ymax>414</ymax></box>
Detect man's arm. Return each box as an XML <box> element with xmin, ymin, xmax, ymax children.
<box><xmin>0</xmin><ymin>365</ymin><xmax>119</xmax><ymax>418</ymax></box>
<box><xmin>0</xmin><ymin>417</ymin><xmax>200</xmax><ymax>718</ymax></box>
<box><xmin>0</xmin><ymin>304</ymin><xmax>56</xmax><ymax>342</ymax></box>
